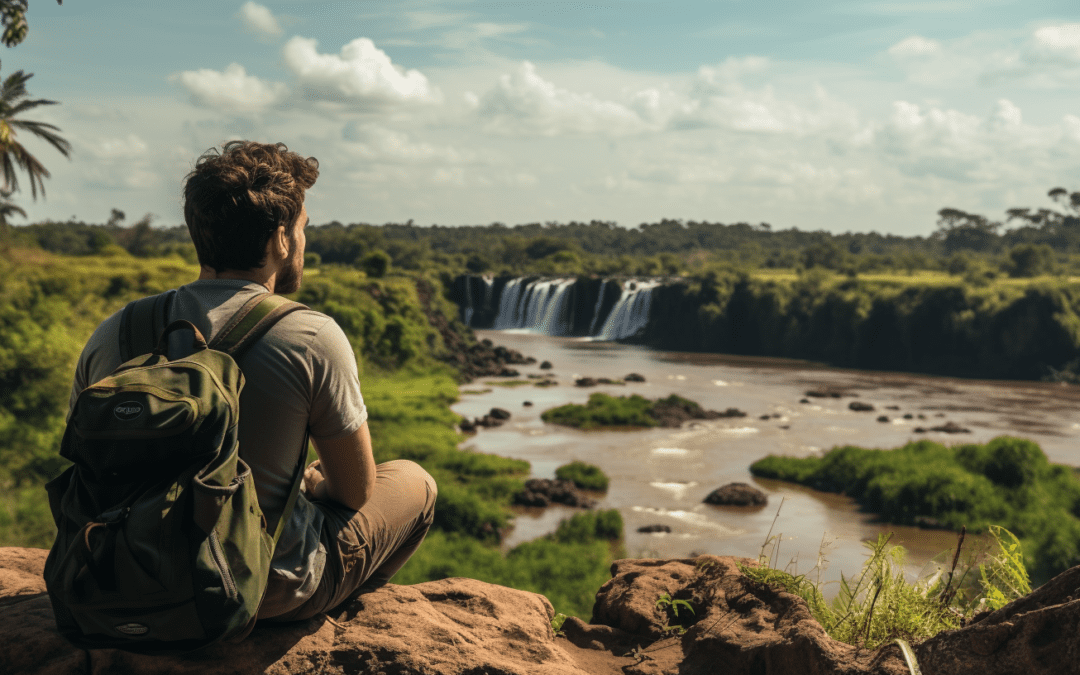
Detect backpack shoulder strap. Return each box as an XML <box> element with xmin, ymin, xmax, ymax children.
<box><xmin>208</xmin><ymin>293</ymin><xmax>309</xmax><ymax>360</ymax></box>
<box><xmin>209</xmin><ymin>293</ymin><xmax>311</xmax><ymax>547</ymax></box>
<box><xmin>118</xmin><ymin>290</ymin><xmax>176</xmax><ymax>361</ymax></box>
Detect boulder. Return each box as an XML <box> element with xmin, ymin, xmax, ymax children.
<box><xmin>637</xmin><ymin>524</ymin><xmax>672</xmax><ymax>534</ymax></box>
<box><xmin>540</xmin><ymin>361</ymin><xmax>553</xmax><ymax>370</ymax></box>
<box><xmin>849</xmin><ymin>401</ymin><xmax>875</xmax><ymax>412</ymax></box>
<box><xmin>512</xmin><ymin>478</ymin><xmax>595</xmax><ymax>508</ymax></box>
<box><xmin>0</xmin><ymin>548</ymin><xmax>586</xmax><ymax>675</ymax></box>
<box><xmin>917</xmin><ymin>564</ymin><xmax>1080</xmax><ymax>674</ymax></box>
<box><xmin>459</xmin><ymin>418</ymin><xmax>476</xmax><ymax>433</ymax></box>
<box><xmin>576</xmin><ymin>557</ymin><xmax>909</xmax><ymax>674</ymax></box>
<box><xmin>624</xmin><ymin>373</ymin><xmax>646</xmax><ymax>382</ymax></box>
<box><xmin>523</xmin><ymin>401</ymin><xmax>533</xmax><ymax>407</ymax></box>
<box><xmin>876</xmin><ymin>415</ymin><xmax>889</xmax><ymax>423</ymax></box>
<box><xmin>575</xmin><ymin>377</ymin><xmax>598</xmax><ymax>387</ymax></box>
<box><xmin>488</xmin><ymin>407</ymin><xmax>511</xmax><ymax>420</ymax></box>
<box><xmin>497</xmin><ymin>368</ymin><xmax>520</xmax><ymax>377</ymax></box>
<box><xmin>703</xmin><ymin>482</ymin><xmax>768</xmax><ymax>507</ymax></box>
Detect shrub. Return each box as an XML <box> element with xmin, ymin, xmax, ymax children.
<box><xmin>555</xmin><ymin>461</ymin><xmax>610</xmax><ymax>491</ymax></box>
<box><xmin>750</xmin><ymin>436</ymin><xmax>1080</xmax><ymax>583</ymax></box>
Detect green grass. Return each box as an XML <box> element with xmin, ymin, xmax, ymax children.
<box><xmin>485</xmin><ymin>379</ymin><xmax>534</xmax><ymax>387</ymax></box>
<box><xmin>750</xmin><ymin>437</ymin><xmax>1080</xmax><ymax>583</ymax></box>
<box><xmin>542</xmin><ymin>393</ymin><xmax>657</xmax><ymax>429</ymax></box>
<box><xmin>739</xmin><ymin>525</ymin><xmax>1031</xmax><ymax>649</ymax></box>
<box><xmin>396</xmin><ymin>510</ymin><xmax>624</xmax><ymax>618</ymax></box>
<box><xmin>555</xmin><ymin>461</ymin><xmax>610</xmax><ymax>491</ymax></box>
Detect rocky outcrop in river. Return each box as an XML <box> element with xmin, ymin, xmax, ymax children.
<box><xmin>4</xmin><ymin>547</ymin><xmax>1079</xmax><ymax>674</ymax></box>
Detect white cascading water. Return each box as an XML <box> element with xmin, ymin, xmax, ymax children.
<box><xmin>595</xmin><ymin>279</ymin><xmax>661</xmax><ymax>340</ymax></box>
<box><xmin>491</xmin><ymin>278</ymin><xmax>575</xmax><ymax>334</ymax></box>
<box><xmin>587</xmin><ymin>280</ymin><xmax>607</xmax><ymax>336</ymax></box>
<box><xmin>462</xmin><ymin>277</ymin><xmax>474</xmax><ymax>326</ymax></box>
<box><xmin>492</xmin><ymin>279</ymin><xmax>525</xmax><ymax>329</ymax></box>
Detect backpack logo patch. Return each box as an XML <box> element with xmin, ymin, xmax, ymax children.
<box><xmin>113</xmin><ymin>402</ymin><xmax>144</xmax><ymax>421</ymax></box>
<box><xmin>115</xmin><ymin>622</ymin><xmax>149</xmax><ymax>636</ymax></box>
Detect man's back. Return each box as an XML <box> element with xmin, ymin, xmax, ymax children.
<box><xmin>69</xmin><ymin>278</ymin><xmax>367</xmax><ymax>616</ymax></box>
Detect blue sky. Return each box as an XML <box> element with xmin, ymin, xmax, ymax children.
<box><xmin>6</xmin><ymin>0</ymin><xmax>1080</xmax><ymax>234</ymax></box>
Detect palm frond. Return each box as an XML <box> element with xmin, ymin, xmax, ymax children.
<box><xmin>10</xmin><ymin>120</ymin><xmax>72</xmax><ymax>156</ymax></box>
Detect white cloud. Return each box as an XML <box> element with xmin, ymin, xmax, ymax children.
<box><xmin>282</xmin><ymin>36</ymin><xmax>436</xmax><ymax>107</ymax></box>
<box><xmin>83</xmin><ymin>134</ymin><xmax>149</xmax><ymax>160</ymax></box>
<box><xmin>673</xmin><ymin>62</ymin><xmax>861</xmax><ymax>136</ymax></box>
<box><xmin>238</xmin><ymin>2</ymin><xmax>283</xmax><ymax>42</ymax></box>
<box><xmin>888</xmin><ymin>35</ymin><xmax>942</xmax><ymax>57</ymax></box>
<box><xmin>476</xmin><ymin>61</ymin><xmax>649</xmax><ymax>136</ymax></box>
<box><xmin>1031</xmin><ymin>24</ymin><xmax>1080</xmax><ymax>62</ymax></box>
<box><xmin>174</xmin><ymin>63</ymin><xmax>288</xmax><ymax>115</ymax></box>
<box><xmin>874</xmin><ymin>99</ymin><xmax>1067</xmax><ymax>182</ymax></box>
<box><xmin>342</xmin><ymin>123</ymin><xmax>475</xmax><ymax>164</ymax></box>
<box><xmin>474</xmin><ymin>22</ymin><xmax>527</xmax><ymax>38</ymax></box>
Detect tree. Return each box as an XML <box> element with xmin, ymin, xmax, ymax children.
<box><xmin>0</xmin><ymin>184</ymin><xmax>23</xmax><ymax>245</ymax></box>
<box><xmin>933</xmin><ymin>208</ymin><xmax>1001</xmax><ymax>254</ymax></box>
<box><xmin>1</xmin><ymin>1</ymin><xmax>63</xmax><ymax>48</ymax></box>
<box><xmin>0</xmin><ymin>68</ymin><xmax>71</xmax><ymax>199</ymax></box>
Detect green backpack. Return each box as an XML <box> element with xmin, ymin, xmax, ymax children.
<box><xmin>44</xmin><ymin>290</ymin><xmax>309</xmax><ymax>653</ymax></box>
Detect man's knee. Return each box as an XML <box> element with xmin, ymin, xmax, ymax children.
<box><xmin>381</xmin><ymin>459</ymin><xmax>437</xmax><ymax>513</ymax></box>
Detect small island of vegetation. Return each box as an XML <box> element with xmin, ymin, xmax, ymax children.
<box><xmin>541</xmin><ymin>392</ymin><xmax>745</xmax><ymax>429</ymax></box>
<box><xmin>750</xmin><ymin>436</ymin><xmax>1080</xmax><ymax>584</ymax></box>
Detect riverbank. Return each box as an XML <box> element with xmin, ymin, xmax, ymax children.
<box><xmin>455</xmin><ymin>329</ymin><xmax>1080</xmax><ymax>592</ymax></box>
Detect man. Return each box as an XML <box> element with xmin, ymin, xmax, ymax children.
<box><xmin>68</xmin><ymin>140</ymin><xmax>437</xmax><ymax>621</ymax></box>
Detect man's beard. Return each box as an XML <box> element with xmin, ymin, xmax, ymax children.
<box><xmin>276</xmin><ymin>243</ymin><xmax>303</xmax><ymax>295</ymax></box>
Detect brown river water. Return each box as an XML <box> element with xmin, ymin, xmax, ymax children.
<box><xmin>453</xmin><ymin>330</ymin><xmax>1080</xmax><ymax>592</ymax></box>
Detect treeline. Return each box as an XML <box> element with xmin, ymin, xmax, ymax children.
<box><xmin>8</xmin><ymin>187</ymin><xmax>1080</xmax><ymax>280</ymax></box>
<box><xmin>0</xmin><ymin>247</ymin><xmax>620</xmax><ymax>618</ymax></box>
<box><xmin>640</xmin><ymin>271</ymin><xmax>1080</xmax><ymax>381</ymax></box>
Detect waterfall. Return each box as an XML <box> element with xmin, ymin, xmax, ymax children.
<box><xmin>490</xmin><ymin>278</ymin><xmax>575</xmax><ymax>334</ymax></box>
<box><xmin>463</xmin><ymin>277</ymin><xmax>474</xmax><ymax>326</ymax></box>
<box><xmin>595</xmin><ymin>279</ymin><xmax>660</xmax><ymax>341</ymax></box>
<box><xmin>587</xmin><ymin>280</ymin><xmax>607</xmax><ymax>336</ymax></box>
<box><xmin>492</xmin><ymin>279</ymin><xmax>525</xmax><ymax>329</ymax></box>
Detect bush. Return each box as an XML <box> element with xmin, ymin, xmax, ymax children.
<box><xmin>361</xmin><ymin>250</ymin><xmax>391</xmax><ymax>278</ymax></box>
<box><xmin>750</xmin><ymin>436</ymin><xmax>1080</xmax><ymax>583</ymax></box>
<box><xmin>541</xmin><ymin>393</ymin><xmax>657</xmax><ymax>429</ymax></box>
<box><xmin>555</xmin><ymin>461</ymin><xmax>610</xmax><ymax>491</ymax></box>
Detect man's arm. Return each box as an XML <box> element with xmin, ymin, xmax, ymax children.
<box><xmin>305</xmin><ymin>421</ymin><xmax>377</xmax><ymax>511</ymax></box>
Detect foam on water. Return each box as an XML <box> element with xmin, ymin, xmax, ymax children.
<box><xmin>630</xmin><ymin>506</ymin><xmax>745</xmax><ymax>535</ymax></box>
<box><xmin>717</xmin><ymin>427</ymin><xmax>759</xmax><ymax>435</ymax></box>
<box><xmin>651</xmin><ymin>447</ymin><xmax>690</xmax><ymax>456</ymax></box>
<box><xmin>649</xmin><ymin>481</ymin><xmax>697</xmax><ymax>499</ymax></box>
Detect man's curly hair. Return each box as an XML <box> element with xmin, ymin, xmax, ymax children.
<box><xmin>183</xmin><ymin>141</ymin><xmax>319</xmax><ymax>272</ymax></box>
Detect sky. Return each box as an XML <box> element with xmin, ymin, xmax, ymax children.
<box><xmin>6</xmin><ymin>0</ymin><xmax>1080</xmax><ymax>234</ymax></box>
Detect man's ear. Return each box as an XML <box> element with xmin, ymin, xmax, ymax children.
<box><xmin>272</xmin><ymin>225</ymin><xmax>289</xmax><ymax>260</ymax></box>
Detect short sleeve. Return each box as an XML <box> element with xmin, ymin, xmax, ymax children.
<box><xmin>306</xmin><ymin>318</ymin><xmax>367</xmax><ymax>440</ymax></box>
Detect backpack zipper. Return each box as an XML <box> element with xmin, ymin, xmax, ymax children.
<box><xmin>207</xmin><ymin>530</ymin><xmax>238</xmax><ymax>601</ymax></box>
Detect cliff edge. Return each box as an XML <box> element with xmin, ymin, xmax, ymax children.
<box><xmin>2</xmin><ymin>547</ymin><xmax>1076</xmax><ymax>674</ymax></box>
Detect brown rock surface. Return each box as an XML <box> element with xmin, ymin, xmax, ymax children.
<box><xmin>702</xmin><ymin>482</ymin><xmax>768</xmax><ymax>507</ymax></box>
<box><xmin>7</xmin><ymin>546</ymin><xmax>1079</xmax><ymax>675</ymax></box>
<box><xmin>916</xmin><ymin>564</ymin><xmax>1080</xmax><ymax>674</ymax></box>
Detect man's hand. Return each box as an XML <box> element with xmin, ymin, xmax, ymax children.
<box><xmin>303</xmin><ymin>459</ymin><xmax>329</xmax><ymax>500</ymax></box>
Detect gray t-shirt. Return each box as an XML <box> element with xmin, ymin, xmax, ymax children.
<box><xmin>68</xmin><ymin>279</ymin><xmax>368</xmax><ymax>617</ymax></box>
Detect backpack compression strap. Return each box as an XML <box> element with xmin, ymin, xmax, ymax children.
<box><xmin>208</xmin><ymin>293</ymin><xmax>312</xmax><ymax>547</ymax></box>
<box><xmin>118</xmin><ymin>290</ymin><xmax>176</xmax><ymax>362</ymax></box>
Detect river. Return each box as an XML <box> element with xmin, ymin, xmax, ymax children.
<box><xmin>452</xmin><ymin>329</ymin><xmax>1080</xmax><ymax>591</ymax></box>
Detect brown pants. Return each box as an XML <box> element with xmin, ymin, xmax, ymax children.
<box><xmin>268</xmin><ymin>459</ymin><xmax>437</xmax><ymax>621</ymax></box>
